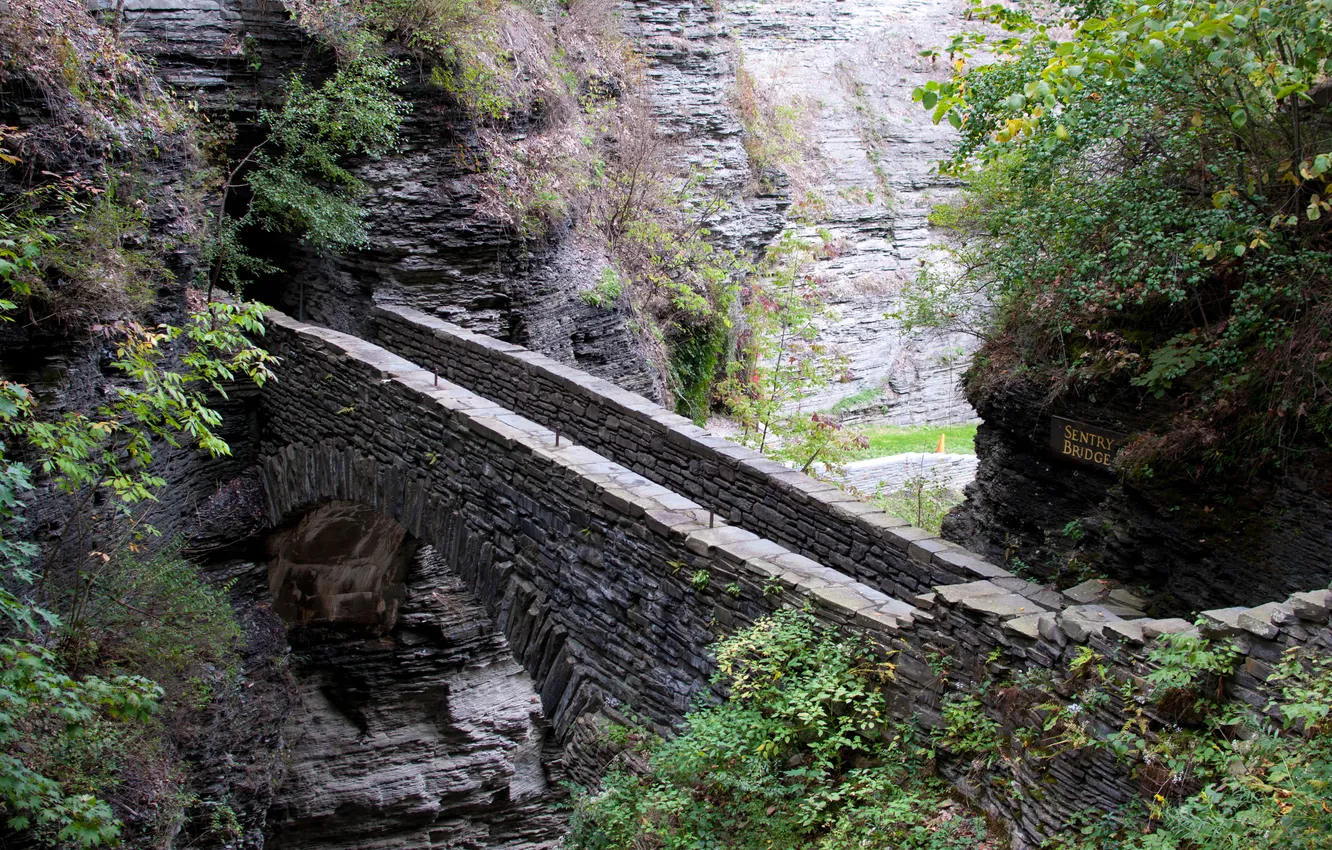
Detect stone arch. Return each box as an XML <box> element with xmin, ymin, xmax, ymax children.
<box><xmin>258</xmin><ymin>442</ymin><xmax>600</xmax><ymax>739</ymax></box>
<box><xmin>258</xmin><ymin>443</ymin><xmax>573</xmax><ymax>849</ymax></box>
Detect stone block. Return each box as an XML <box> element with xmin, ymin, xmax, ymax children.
<box><xmin>1018</xmin><ymin>586</ymin><xmax>1066</xmax><ymax>610</ymax></box>
<box><xmin>960</xmin><ymin>592</ymin><xmax>1040</xmax><ymax>620</ymax></box>
<box><xmin>855</xmin><ymin>511</ymin><xmax>910</xmax><ymax>532</ymax></box>
<box><xmin>853</xmin><ymin>607</ymin><xmax>901</xmax><ymax>632</ymax></box>
<box><xmin>1063</xmin><ymin>579</ymin><xmax>1109</xmax><ymax>605</ymax></box>
<box><xmin>1105</xmin><ymin>620</ymin><xmax>1146</xmax><ymax>643</ymax></box>
<box><xmin>1100</xmin><ymin>604</ymin><xmax>1147</xmax><ymax>619</ymax></box>
<box><xmin>1004</xmin><ymin>614</ymin><xmax>1043</xmax><ymax>640</ymax></box>
<box><xmin>1107</xmin><ymin>588</ymin><xmax>1147</xmax><ymax>611</ymax></box>
<box><xmin>1200</xmin><ymin>606</ymin><xmax>1249</xmax><ymax>636</ymax></box>
<box><xmin>1237</xmin><ymin>602</ymin><xmax>1292</xmax><ymax>640</ymax></box>
<box><xmin>884</xmin><ymin>524</ymin><xmax>938</xmax><ymax>551</ymax></box>
<box><xmin>811</xmin><ymin>584</ymin><xmax>879</xmax><ymax>614</ymax></box>
<box><xmin>771</xmin><ymin>551</ymin><xmax>826</xmax><ymax>575</ymax></box>
<box><xmin>933</xmin><ymin>580</ymin><xmax>1006</xmax><ymax>606</ymax></box>
<box><xmin>684</xmin><ymin>525</ymin><xmax>758</xmax><ymax>556</ymax></box>
<box><xmin>1058</xmin><ymin>605</ymin><xmax>1123</xmax><ymax>642</ymax></box>
<box><xmin>1141</xmin><ymin>618</ymin><xmax>1197</xmax><ymax>640</ymax></box>
<box><xmin>721</xmin><ymin>538</ymin><xmax>790</xmax><ymax>563</ymax></box>
<box><xmin>1288</xmin><ymin>589</ymin><xmax>1332</xmax><ymax>620</ymax></box>
<box><xmin>1037</xmin><ymin>612</ymin><xmax>1064</xmax><ymax>644</ymax></box>
<box><xmin>993</xmin><ymin>576</ymin><xmax>1037</xmax><ymax>594</ymax></box>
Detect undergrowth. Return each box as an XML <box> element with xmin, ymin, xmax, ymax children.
<box><xmin>566</xmin><ymin>609</ymin><xmax>990</xmax><ymax>849</ymax></box>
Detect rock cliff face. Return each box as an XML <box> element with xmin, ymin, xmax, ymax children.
<box><xmin>623</xmin><ymin>0</ymin><xmax>788</xmax><ymax>255</ymax></box>
<box><xmin>724</xmin><ymin>0</ymin><xmax>980</xmax><ymax>424</ymax></box>
<box><xmin>264</xmin><ymin>506</ymin><xmax>566</xmax><ymax>850</ymax></box>
<box><xmin>943</xmin><ymin>381</ymin><xmax>1332</xmax><ymax>614</ymax></box>
<box><xmin>124</xmin><ymin>0</ymin><xmax>665</xmax><ymax>399</ymax></box>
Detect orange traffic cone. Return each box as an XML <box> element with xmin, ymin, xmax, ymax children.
<box><xmin>936</xmin><ymin>433</ymin><xmax>946</xmax><ymax>453</ymax></box>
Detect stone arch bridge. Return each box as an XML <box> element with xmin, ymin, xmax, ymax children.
<box><xmin>257</xmin><ymin>308</ymin><xmax>1332</xmax><ymax>849</ymax></box>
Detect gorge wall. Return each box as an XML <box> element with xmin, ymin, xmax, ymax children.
<box><xmin>944</xmin><ymin>380</ymin><xmax>1332</xmax><ymax>614</ymax></box>
<box><xmin>259</xmin><ymin>307</ymin><xmax>1332</xmax><ymax>848</ymax></box>
<box><xmin>723</xmin><ymin>0</ymin><xmax>981</xmax><ymax>424</ymax></box>
<box><xmin>119</xmin><ymin>0</ymin><xmax>978</xmax><ymax>426</ymax></box>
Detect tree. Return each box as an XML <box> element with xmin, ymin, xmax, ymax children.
<box><xmin>720</xmin><ymin>232</ymin><xmax>865</xmax><ymax>474</ymax></box>
<box><xmin>0</xmin><ymin>298</ymin><xmax>277</xmax><ymax>847</ymax></box>
<box><xmin>911</xmin><ymin>0</ymin><xmax>1332</xmax><ymax>475</ymax></box>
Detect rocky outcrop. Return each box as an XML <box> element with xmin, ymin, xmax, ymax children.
<box><xmin>623</xmin><ymin>0</ymin><xmax>788</xmax><ymax>256</ymax></box>
<box><xmin>943</xmin><ymin>382</ymin><xmax>1332</xmax><ymax>614</ymax></box>
<box><xmin>724</xmin><ymin>0</ymin><xmax>980</xmax><ymax>424</ymax></box>
<box><xmin>121</xmin><ymin>0</ymin><xmax>664</xmax><ymax>398</ymax></box>
<box><xmin>266</xmin><ymin>540</ymin><xmax>566</xmax><ymax>850</ymax></box>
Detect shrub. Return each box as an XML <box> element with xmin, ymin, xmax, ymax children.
<box><xmin>581</xmin><ymin>267</ymin><xmax>624</xmax><ymax>309</ymax></box>
<box><xmin>567</xmin><ymin>609</ymin><xmax>988</xmax><ymax>849</ymax></box>
<box><xmin>0</xmin><ymin>298</ymin><xmax>274</xmax><ymax>847</ymax></box>
<box><xmin>911</xmin><ymin>0</ymin><xmax>1332</xmax><ymax>478</ymax></box>
<box><xmin>1046</xmin><ymin>642</ymin><xmax>1332</xmax><ymax>849</ymax></box>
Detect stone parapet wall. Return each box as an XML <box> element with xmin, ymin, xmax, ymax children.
<box><xmin>373</xmin><ymin>305</ymin><xmax>994</xmax><ymax>601</ymax></box>
<box><xmin>261</xmin><ymin>312</ymin><xmax>920</xmax><ymax>737</ymax></box>
<box><xmin>265</xmin><ymin>311</ymin><xmax>1332</xmax><ymax>849</ymax></box>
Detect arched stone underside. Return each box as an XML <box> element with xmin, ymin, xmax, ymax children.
<box><xmin>260</xmin><ymin>443</ymin><xmax>616</xmax><ymax>741</ymax></box>
<box><xmin>259</xmin><ymin>472</ymin><xmax>575</xmax><ymax>850</ymax></box>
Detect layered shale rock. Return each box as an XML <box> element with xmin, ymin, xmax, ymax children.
<box><xmin>943</xmin><ymin>381</ymin><xmax>1332</xmax><ymax>613</ymax></box>
<box><xmin>120</xmin><ymin>0</ymin><xmax>662</xmax><ymax>398</ymax></box>
<box><xmin>265</xmin><ymin>510</ymin><xmax>566</xmax><ymax>850</ymax></box>
<box><xmin>725</xmin><ymin>0</ymin><xmax>981</xmax><ymax>425</ymax></box>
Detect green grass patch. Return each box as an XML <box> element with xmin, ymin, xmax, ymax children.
<box><xmin>849</xmin><ymin>423</ymin><xmax>977</xmax><ymax>460</ymax></box>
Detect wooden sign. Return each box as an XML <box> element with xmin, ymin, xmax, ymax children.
<box><xmin>1050</xmin><ymin>416</ymin><xmax>1126</xmax><ymax>470</ymax></box>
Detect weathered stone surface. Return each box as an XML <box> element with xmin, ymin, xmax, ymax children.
<box><xmin>1105</xmin><ymin>620</ymin><xmax>1147</xmax><ymax>643</ymax></box>
<box><xmin>267</xmin><ymin>549</ymin><xmax>566</xmax><ymax>850</ymax></box>
<box><xmin>1142</xmin><ymin>618</ymin><xmax>1199</xmax><ymax>640</ymax></box>
<box><xmin>1237</xmin><ymin>602</ymin><xmax>1292</xmax><ymax>640</ymax></box>
<box><xmin>1288</xmin><ymin>589</ymin><xmax>1332</xmax><ymax>620</ymax></box>
<box><xmin>1059</xmin><ymin>605</ymin><xmax>1123</xmax><ymax>641</ymax></box>
<box><xmin>723</xmin><ymin>0</ymin><xmax>981</xmax><ymax>426</ymax></box>
<box><xmin>1108</xmin><ymin>588</ymin><xmax>1148</xmax><ymax>611</ymax></box>
<box><xmin>1064</xmin><ymin>579</ymin><xmax>1110</xmax><ymax>605</ymax></box>
<box><xmin>1003</xmin><ymin>614</ymin><xmax>1043</xmax><ymax>640</ymax></box>
<box><xmin>934</xmin><ymin>580</ymin><xmax>1005</xmax><ymax>605</ymax></box>
<box><xmin>1201</xmin><ymin>606</ymin><xmax>1249</xmax><ymax>635</ymax></box>
<box><xmin>959</xmin><ymin>592</ymin><xmax>1042</xmax><ymax>620</ymax></box>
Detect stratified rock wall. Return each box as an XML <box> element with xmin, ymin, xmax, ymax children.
<box><xmin>943</xmin><ymin>382</ymin><xmax>1332</xmax><ymax>613</ymax></box>
<box><xmin>725</xmin><ymin>0</ymin><xmax>980</xmax><ymax>424</ymax></box>
<box><xmin>623</xmin><ymin>0</ymin><xmax>788</xmax><ymax>256</ymax></box>
<box><xmin>266</xmin><ymin>545</ymin><xmax>566</xmax><ymax>850</ymax></box>
<box><xmin>122</xmin><ymin>0</ymin><xmax>663</xmax><ymax>398</ymax></box>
